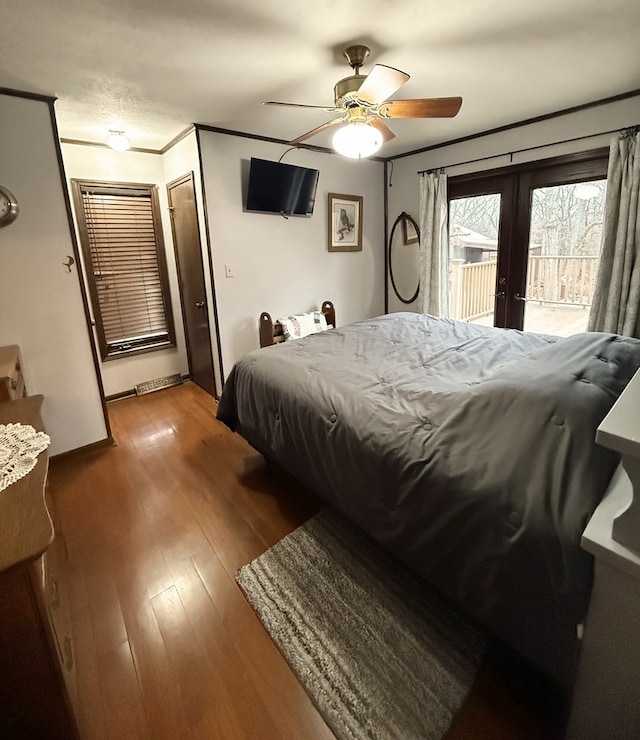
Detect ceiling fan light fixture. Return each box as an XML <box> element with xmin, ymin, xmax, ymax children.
<box><xmin>269</xmin><ymin>47</ymin><xmax>461</xmax><ymax>149</ymax></box>
<box><xmin>332</xmin><ymin>123</ymin><xmax>383</xmax><ymax>159</ymax></box>
<box><xmin>106</xmin><ymin>130</ymin><xmax>130</xmax><ymax>152</ymax></box>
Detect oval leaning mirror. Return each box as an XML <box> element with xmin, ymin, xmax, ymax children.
<box><xmin>388</xmin><ymin>212</ymin><xmax>420</xmax><ymax>304</ymax></box>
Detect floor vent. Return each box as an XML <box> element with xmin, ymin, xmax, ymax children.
<box><xmin>134</xmin><ymin>374</ymin><xmax>183</xmax><ymax>396</ymax></box>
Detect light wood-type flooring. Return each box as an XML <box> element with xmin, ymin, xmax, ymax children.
<box><xmin>48</xmin><ymin>381</ymin><xmax>567</xmax><ymax>739</ymax></box>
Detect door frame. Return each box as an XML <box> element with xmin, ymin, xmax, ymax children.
<box><xmin>448</xmin><ymin>148</ymin><xmax>609</xmax><ymax>329</ymax></box>
<box><xmin>448</xmin><ymin>173</ymin><xmax>517</xmax><ymax>327</ymax></box>
<box><xmin>509</xmin><ymin>153</ymin><xmax>609</xmax><ymax>328</ymax></box>
<box><xmin>167</xmin><ymin>171</ymin><xmax>217</xmax><ymax>396</ymax></box>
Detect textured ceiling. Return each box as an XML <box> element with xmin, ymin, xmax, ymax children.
<box><xmin>1</xmin><ymin>0</ymin><xmax>639</xmax><ymax>157</ymax></box>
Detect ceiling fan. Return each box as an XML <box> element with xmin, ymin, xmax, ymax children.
<box><xmin>264</xmin><ymin>45</ymin><xmax>462</xmax><ymax>158</ymax></box>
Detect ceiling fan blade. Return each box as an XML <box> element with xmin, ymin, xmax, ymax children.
<box><xmin>263</xmin><ymin>101</ymin><xmax>335</xmax><ymax>111</ymax></box>
<box><xmin>356</xmin><ymin>64</ymin><xmax>410</xmax><ymax>105</ymax></box>
<box><xmin>290</xmin><ymin>117</ymin><xmax>344</xmax><ymax>145</ymax></box>
<box><xmin>370</xmin><ymin>118</ymin><xmax>396</xmax><ymax>142</ymax></box>
<box><xmin>379</xmin><ymin>97</ymin><xmax>463</xmax><ymax>119</ymax></box>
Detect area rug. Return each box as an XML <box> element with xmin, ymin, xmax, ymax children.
<box><xmin>237</xmin><ymin>508</ymin><xmax>487</xmax><ymax>740</ymax></box>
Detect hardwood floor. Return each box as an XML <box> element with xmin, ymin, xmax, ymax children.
<box><xmin>48</xmin><ymin>381</ymin><xmax>567</xmax><ymax>739</ymax></box>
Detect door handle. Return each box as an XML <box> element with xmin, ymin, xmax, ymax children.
<box><xmin>195</xmin><ymin>301</ymin><xmax>205</xmax><ymax>309</ymax></box>
<box><xmin>514</xmin><ymin>293</ymin><xmax>526</xmax><ymax>302</ymax></box>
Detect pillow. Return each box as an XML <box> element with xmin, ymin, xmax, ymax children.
<box><xmin>278</xmin><ymin>311</ymin><xmax>329</xmax><ymax>341</ymax></box>
<box><xmin>312</xmin><ymin>311</ymin><xmax>329</xmax><ymax>332</ymax></box>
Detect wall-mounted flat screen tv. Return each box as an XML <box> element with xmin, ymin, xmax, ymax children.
<box><xmin>246</xmin><ymin>157</ymin><xmax>319</xmax><ymax>216</ymax></box>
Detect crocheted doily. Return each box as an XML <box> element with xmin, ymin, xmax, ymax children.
<box><xmin>0</xmin><ymin>423</ymin><xmax>51</xmax><ymax>493</ymax></box>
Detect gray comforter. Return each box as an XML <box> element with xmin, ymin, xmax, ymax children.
<box><xmin>218</xmin><ymin>313</ymin><xmax>640</xmax><ymax>687</ymax></box>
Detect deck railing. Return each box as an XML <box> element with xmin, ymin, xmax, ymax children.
<box><xmin>449</xmin><ymin>256</ymin><xmax>599</xmax><ymax>321</ymax></box>
<box><xmin>526</xmin><ymin>255</ymin><xmax>598</xmax><ymax>306</ymax></box>
<box><xmin>450</xmin><ymin>259</ymin><xmax>496</xmax><ymax>321</ymax></box>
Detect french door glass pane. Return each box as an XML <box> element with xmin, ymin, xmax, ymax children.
<box><xmin>522</xmin><ymin>179</ymin><xmax>607</xmax><ymax>336</ymax></box>
<box><xmin>449</xmin><ymin>194</ymin><xmax>500</xmax><ymax>327</ymax></box>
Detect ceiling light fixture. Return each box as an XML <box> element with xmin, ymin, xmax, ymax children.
<box><xmin>332</xmin><ymin>123</ymin><xmax>383</xmax><ymax>159</ymax></box>
<box><xmin>106</xmin><ymin>130</ymin><xmax>130</xmax><ymax>152</ymax></box>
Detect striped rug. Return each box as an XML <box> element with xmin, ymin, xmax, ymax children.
<box><xmin>237</xmin><ymin>508</ymin><xmax>486</xmax><ymax>740</ymax></box>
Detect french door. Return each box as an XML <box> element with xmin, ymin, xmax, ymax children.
<box><xmin>447</xmin><ymin>150</ymin><xmax>608</xmax><ymax>334</ymax></box>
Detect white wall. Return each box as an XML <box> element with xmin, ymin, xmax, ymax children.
<box><xmin>386</xmin><ymin>96</ymin><xmax>640</xmax><ymax>314</ymax></box>
<box><xmin>162</xmin><ymin>131</ymin><xmax>223</xmax><ymax>395</ymax></box>
<box><xmin>0</xmin><ymin>94</ymin><xmax>108</xmax><ymax>455</ymax></box>
<box><xmin>61</xmin><ymin>142</ymin><xmax>189</xmax><ymax>397</ymax></box>
<box><xmin>198</xmin><ymin>131</ymin><xmax>385</xmax><ymax>378</ymax></box>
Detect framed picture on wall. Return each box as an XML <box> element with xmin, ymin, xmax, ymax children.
<box><xmin>328</xmin><ymin>193</ymin><xmax>363</xmax><ymax>252</ymax></box>
<box><xmin>402</xmin><ymin>215</ymin><xmax>419</xmax><ymax>245</ymax></box>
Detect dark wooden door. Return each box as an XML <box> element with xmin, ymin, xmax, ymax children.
<box><xmin>167</xmin><ymin>173</ymin><xmax>216</xmax><ymax>396</ymax></box>
<box><xmin>447</xmin><ymin>151</ymin><xmax>609</xmax><ymax>333</ymax></box>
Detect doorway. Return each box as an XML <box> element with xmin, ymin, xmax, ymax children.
<box><xmin>167</xmin><ymin>173</ymin><xmax>217</xmax><ymax>396</ymax></box>
<box><xmin>448</xmin><ymin>150</ymin><xmax>609</xmax><ymax>335</ymax></box>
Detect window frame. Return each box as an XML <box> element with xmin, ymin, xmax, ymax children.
<box><xmin>71</xmin><ymin>178</ymin><xmax>177</xmax><ymax>361</ymax></box>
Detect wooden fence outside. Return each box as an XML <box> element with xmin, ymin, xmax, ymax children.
<box><xmin>449</xmin><ymin>256</ymin><xmax>599</xmax><ymax>322</ymax></box>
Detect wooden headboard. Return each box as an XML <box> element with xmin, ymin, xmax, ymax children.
<box><xmin>259</xmin><ymin>301</ymin><xmax>336</xmax><ymax>348</ymax></box>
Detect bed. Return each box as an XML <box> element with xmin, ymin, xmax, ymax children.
<box><xmin>217</xmin><ymin>311</ymin><xmax>640</xmax><ymax>689</ymax></box>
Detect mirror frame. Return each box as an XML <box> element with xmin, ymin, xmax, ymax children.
<box><xmin>388</xmin><ymin>211</ymin><xmax>420</xmax><ymax>304</ymax></box>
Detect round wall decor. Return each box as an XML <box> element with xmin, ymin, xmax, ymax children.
<box><xmin>0</xmin><ymin>185</ymin><xmax>19</xmax><ymax>227</ymax></box>
<box><xmin>388</xmin><ymin>212</ymin><xmax>420</xmax><ymax>304</ymax></box>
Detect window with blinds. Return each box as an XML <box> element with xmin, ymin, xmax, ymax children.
<box><xmin>72</xmin><ymin>180</ymin><xmax>176</xmax><ymax>360</ymax></box>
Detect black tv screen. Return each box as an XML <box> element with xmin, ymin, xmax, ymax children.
<box><xmin>246</xmin><ymin>158</ymin><xmax>319</xmax><ymax>216</ymax></box>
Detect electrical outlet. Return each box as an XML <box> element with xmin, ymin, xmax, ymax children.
<box><xmin>225</xmin><ymin>264</ymin><xmax>234</xmax><ymax>278</ymax></box>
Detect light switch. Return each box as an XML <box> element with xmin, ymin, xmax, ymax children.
<box><xmin>225</xmin><ymin>264</ymin><xmax>234</xmax><ymax>278</ymax></box>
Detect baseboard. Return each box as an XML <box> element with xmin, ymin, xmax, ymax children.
<box><xmin>50</xmin><ymin>436</ymin><xmax>115</xmax><ymax>465</ymax></box>
<box><xmin>105</xmin><ymin>389</ymin><xmax>136</xmax><ymax>402</ymax></box>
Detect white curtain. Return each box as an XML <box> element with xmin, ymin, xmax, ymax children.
<box><xmin>418</xmin><ymin>171</ymin><xmax>450</xmax><ymax>316</ymax></box>
<box><xmin>588</xmin><ymin>129</ymin><xmax>640</xmax><ymax>336</ymax></box>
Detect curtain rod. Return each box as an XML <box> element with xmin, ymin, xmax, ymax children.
<box><xmin>417</xmin><ymin>125</ymin><xmax>637</xmax><ymax>176</ymax></box>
